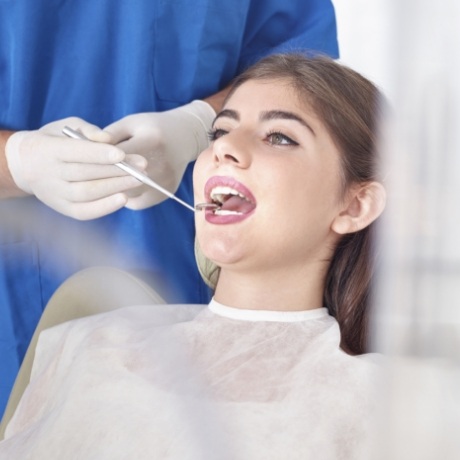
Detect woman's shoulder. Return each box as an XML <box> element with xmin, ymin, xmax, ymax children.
<box><xmin>32</xmin><ymin>304</ymin><xmax>207</xmax><ymax>376</ymax></box>
<box><xmin>51</xmin><ymin>303</ymin><xmax>206</xmax><ymax>335</ymax></box>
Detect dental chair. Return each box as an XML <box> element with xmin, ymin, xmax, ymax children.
<box><xmin>0</xmin><ymin>266</ymin><xmax>165</xmax><ymax>440</ymax></box>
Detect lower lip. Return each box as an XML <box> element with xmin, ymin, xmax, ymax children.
<box><xmin>204</xmin><ymin>209</ymin><xmax>255</xmax><ymax>225</ymax></box>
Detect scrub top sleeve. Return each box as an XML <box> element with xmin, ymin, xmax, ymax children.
<box><xmin>238</xmin><ymin>0</ymin><xmax>339</xmax><ymax>71</ymax></box>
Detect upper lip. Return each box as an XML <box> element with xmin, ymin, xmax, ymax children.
<box><xmin>204</xmin><ymin>176</ymin><xmax>256</xmax><ymax>206</ymax></box>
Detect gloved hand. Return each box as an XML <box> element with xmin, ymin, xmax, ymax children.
<box><xmin>5</xmin><ymin>117</ymin><xmax>146</xmax><ymax>220</ymax></box>
<box><xmin>103</xmin><ymin>100</ymin><xmax>216</xmax><ymax>210</ymax></box>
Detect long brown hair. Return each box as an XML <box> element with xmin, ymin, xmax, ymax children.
<box><xmin>198</xmin><ymin>53</ymin><xmax>383</xmax><ymax>355</ymax></box>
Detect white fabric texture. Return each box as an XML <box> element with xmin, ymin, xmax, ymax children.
<box><xmin>0</xmin><ymin>300</ymin><xmax>381</xmax><ymax>460</ymax></box>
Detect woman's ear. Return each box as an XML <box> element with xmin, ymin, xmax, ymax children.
<box><xmin>331</xmin><ymin>182</ymin><xmax>386</xmax><ymax>235</ymax></box>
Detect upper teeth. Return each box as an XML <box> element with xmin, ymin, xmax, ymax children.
<box><xmin>210</xmin><ymin>186</ymin><xmax>247</xmax><ymax>204</ymax></box>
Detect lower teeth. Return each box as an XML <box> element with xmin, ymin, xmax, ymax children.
<box><xmin>214</xmin><ymin>209</ymin><xmax>243</xmax><ymax>216</ymax></box>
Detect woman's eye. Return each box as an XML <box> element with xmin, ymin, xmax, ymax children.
<box><xmin>267</xmin><ymin>132</ymin><xmax>298</xmax><ymax>146</ymax></box>
<box><xmin>207</xmin><ymin>128</ymin><xmax>228</xmax><ymax>142</ymax></box>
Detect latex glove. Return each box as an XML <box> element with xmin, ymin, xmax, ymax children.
<box><xmin>103</xmin><ymin>100</ymin><xmax>216</xmax><ymax>210</ymax></box>
<box><xmin>5</xmin><ymin>117</ymin><xmax>146</xmax><ymax>220</ymax></box>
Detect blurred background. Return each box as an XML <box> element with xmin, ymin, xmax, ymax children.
<box><xmin>333</xmin><ymin>0</ymin><xmax>390</xmax><ymax>95</ymax></box>
<box><xmin>333</xmin><ymin>1</ymin><xmax>460</xmax><ymax>458</ymax></box>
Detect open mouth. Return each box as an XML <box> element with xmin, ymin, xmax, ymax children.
<box><xmin>209</xmin><ymin>185</ymin><xmax>256</xmax><ymax>216</ymax></box>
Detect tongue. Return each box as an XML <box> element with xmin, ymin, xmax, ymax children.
<box><xmin>220</xmin><ymin>195</ymin><xmax>256</xmax><ymax>213</ymax></box>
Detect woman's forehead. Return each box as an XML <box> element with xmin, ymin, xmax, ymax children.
<box><xmin>224</xmin><ymin>78</ymin><xmax>314</xmax><ymax>114</ymax></box>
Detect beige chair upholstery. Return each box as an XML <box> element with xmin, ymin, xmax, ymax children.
<box><xmin>0</xmin><ymin>266</ymin><xmax>165</xmax><ymax>440</ymax></box>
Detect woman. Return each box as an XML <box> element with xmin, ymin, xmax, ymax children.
<box><xmin>0</xmin><ymin>54</ymin><xmax>386</xmax><ymax>459</ymax></box>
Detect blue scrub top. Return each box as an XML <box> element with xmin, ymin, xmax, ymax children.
<box><xmin>0</xmin><ymin>0</ymin><xmax>338</xmax><ymax>416</ymax></box>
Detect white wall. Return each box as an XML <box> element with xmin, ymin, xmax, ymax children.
<box><xmin>333</xmin><ymin>2</ymin><xmax>460</xmax><ymax>458</ymax></box>
<box><xmin>332</xmin><ymin>0</ymin><xmax>391</xmax><ymax>95</ymax></box>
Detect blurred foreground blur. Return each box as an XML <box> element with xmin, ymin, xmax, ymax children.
<box><xmin>369</xmin><ymin>1</ymin><xmax>460</xmax><ymax>458</ymax></box>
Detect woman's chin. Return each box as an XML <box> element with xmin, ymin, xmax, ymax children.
<box><xmin>200</xmin><ymin>241</ymin><xmax>246</xmax><ymax>268</ymax></box>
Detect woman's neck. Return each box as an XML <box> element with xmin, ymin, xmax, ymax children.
<box><xmin>213</xmin><ymin>264</ymin><xmax>327</xmax><ymax>312</ymax></box>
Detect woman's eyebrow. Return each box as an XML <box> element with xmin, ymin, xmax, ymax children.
<box><xmin>213</xmin><ymin>108</ymin><xmax>314</xmax><ymax>135</ymax></box>
<box><xmin>260</xmin><ymin>110</ymin><xmax>314</xmax><ymax>134</ymax></box>
<box><xmin>212</xmin><ymin>109</ymin><xmax>239</xmax><ymax>126</ymax></box>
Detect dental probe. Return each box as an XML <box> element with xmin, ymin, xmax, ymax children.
<box><xmin>62</xmin><ymin>126</ymin><xmax>198</xmax><ymax>212</ymax></box>
<box><xmin>195</xmin><ymin>203</ymin><xmax>220</xmax><ymax>211</ymax></box>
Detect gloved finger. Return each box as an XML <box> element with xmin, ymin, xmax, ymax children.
<box><xmin>53</xmin><ymin>193</ymin><xmax>130</xmax><ymax>221</ymax></box>
<box><xmin>102</xmin><ymin>117</ymin><xmax>137</xmax><ymax>144</ymax></box>
<box><xmin>123</xmin><ymin>186</ymin><xmax>146</xmax><ymax>200</ymax></box>
<box><xmin>77</xmin><ymin>123</ymin><xmax>114</xmax><ymax>144</ymax></box>
<box><xmin>122</xmin><ymin>153</ymin><xmax>148</xmax><ymax>170</ymax></box>
<box><xmin>59</xmin><ymin>153</ymin><xmax>149</xmax><ymax>185</ymax></box>
<box><xmin>58</xmin><ymin>176</ymin><xmax>144</xmax><ymax>203</ymax></box>
<box><xmin>124</xmin><ymin>189</ymin><xmax>169</xmax><ymax>210</ymax></box>
<box><xmin>112</xmin><ymin>135</ymin><xmax>161</xmax><ymax>158</ymax></box>
<box><xmin>40</xmin><ymin>117</ymin><xmax>106</xmax><ymax>139</ymax></box>
<box><xmin>58</xmin><ymin>163</ymin><xmax>143</xmax><ymax>182</ymax></box>
<box><xmin>30</xmin><ymin>135</ymin><xmax>127</xmax><ymax>165</ymax></box>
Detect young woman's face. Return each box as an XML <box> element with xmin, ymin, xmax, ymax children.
<box><xmin>193</xmin><ymin>78</ymin><xmax>348</xmax><ymax>275</ymax></box>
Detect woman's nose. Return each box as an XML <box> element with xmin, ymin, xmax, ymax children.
<box><xmin>212</xmin><ymin>131</ymin><xmax>252</xmax><ymax>168</ymax></box>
